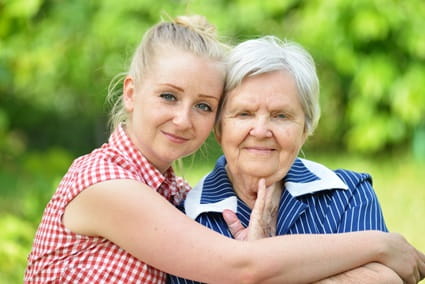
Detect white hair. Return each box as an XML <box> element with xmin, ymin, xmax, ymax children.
<box><xmin>218</xmin><ymin>35</ymin><xmax>320</xmax><ymax>136</ymax></box>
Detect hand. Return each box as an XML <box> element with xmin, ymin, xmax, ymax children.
<box><xmin>378</xmin><ymin>232</ymin><xmax>425</xmax><ymax>284</ymax></box>
<box><xmin>223</xmin><ymin>178</ymin><xmax>281</xmax><ymax>240</ymax></box>
<box><xmin>312</xmin><ymin>262</ymin><xmax>403</xmax><ymax>284</ymax></box>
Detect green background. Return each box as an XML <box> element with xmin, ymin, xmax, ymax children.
<box><xmin>1</xmin><ymin>0</ymin><xmax>424</xmax><ymax>282</ymax></box>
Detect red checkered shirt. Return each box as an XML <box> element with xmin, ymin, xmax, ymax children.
<box><xmin>25</xmin><ymin>125</ymin><xmax>191</xmax><ymax>283</ymax></box>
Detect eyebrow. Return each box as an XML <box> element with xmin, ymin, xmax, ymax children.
<box><xmin>199</xmin><ymin>94</ymin><xmax>219</xmax><ymax>101</ymax></box>
<box><xmin>161</xmin><ymin>83</ymin><xmax>219</xmax><ymax>101</ymax></box>
<box><xmin>161</xmin><ymin>83</ymin><xmax>184</xmax><ymax>92</ymax></box>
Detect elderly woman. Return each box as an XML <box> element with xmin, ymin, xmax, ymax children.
<box><xmin>168</xmin><ymin>36</ymin><xmax>420</xmax><ymax>284</ymax></box>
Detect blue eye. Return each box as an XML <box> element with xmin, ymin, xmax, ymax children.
<box><xmin>274</xmin><ymin>113</ymin><xmax>287</xmax><ymax>119</ymax></box>
<box><xmin>160</xmin><ymin>93</ymin><xmax>177</xmax><ymax>101</ymax></box>
<box><xmin>238</xmin><ymin>112</ymin><xmax>251</xmax><ymax>117</ymax></box>
<box><xmin>196</xmin><ymin>103</ymin><xmax>212</xmax><ymax>112</ymax></box>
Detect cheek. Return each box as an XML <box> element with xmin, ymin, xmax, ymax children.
<box><xmin>194</xmin><ymin>116</ymin><xmax>215</xmax><ymax>139</ymax></box>
<box><xmin>219</xmin><ymin>125</ymin><xmax>236</xmax><ymax>147</ymax></box>
<box><xmin>134</xmin><ymin>106</ymin><xmax>151</xmax><ymax>124</ymax></box>
<box><xmin>280</xmin><ymin>126</ymin><xmax>305</xmax><ymax>152</ymax></box>
<box><xmin>222</xmin><ymin>119</ymin><xmax>250</xmax><ymax>137</ymax></box>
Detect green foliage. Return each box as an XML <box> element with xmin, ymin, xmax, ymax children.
<box><xmin>0</xmin><ymin>214</ymin><xmax>34</xmax><ymax>283</ymax></box>
<box><xmin>282</xmin><ymin>0</ymin><xmax>425</xmax><ymax>155</ymax></box>
<box><xmin>1</xmin><ymin>1</ymin><xmax>425</xmax><ymax>282</ymax></box>
<box><xmin>1</xmin><ymin>0</ymin><xmax>424</xmax><ymax>159</ymax></box>
<box><xmin>0</xmin><ymin>146</ymin><xmax>72</xmax><ymax>283</ymax></box>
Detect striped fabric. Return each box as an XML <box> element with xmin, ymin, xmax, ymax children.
<box><xmin>167</xmin><ymin>156</ymin><xmax>387</xmax><ymax>284</ymax></box>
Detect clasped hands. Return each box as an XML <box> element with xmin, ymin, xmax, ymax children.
<box><xmin>222</xmin><ymin>178</ymin><xmax>280</xmax><ymax>241</ymax></box>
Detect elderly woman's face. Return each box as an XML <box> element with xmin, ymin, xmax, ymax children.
<box><xmin>218</xmin><ymin>70</ymin><xmax>306</xmax><ymax>181</ymax></box>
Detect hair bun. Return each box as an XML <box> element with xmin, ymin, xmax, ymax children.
<box><xmin>174</xmin><ymin>15</ymin><xmax>217</xmax><ymax>39</ymax></box>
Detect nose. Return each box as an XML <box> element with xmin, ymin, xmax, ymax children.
<box><xmin>249</xmin><ymin>117</ymin><xmax>272</xmax><ymax>138</ymax></box>
<box><xmin>172</xmin><ymin>106</ymin><xmax>192</xmax><ymax>129</ymax></box>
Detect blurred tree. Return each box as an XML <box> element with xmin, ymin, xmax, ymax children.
<box><xmin>281</xmin><ymin>0</ymin><xmax>425</xmax><ymax>156</ymax></box>
<box><xmin>1</xmin><ymin>0</ymin><xmax>424</xmax><ymax>160</ymax></box>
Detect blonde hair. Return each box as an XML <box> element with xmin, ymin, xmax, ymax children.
<box><xmin>107</xmin><ymin>15</ymin><xmax>228</xmax><ymax>132</ymax></box>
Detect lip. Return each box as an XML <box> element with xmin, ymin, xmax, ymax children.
<box><xmin>162</xmin><ymin>131</ymin><xmax>190</xmax><ymax>144</ymax></box>
<box><xmin>244</xmin><ymin>146</ymin><xmax>275</xmax><ymax>153</ymax></box>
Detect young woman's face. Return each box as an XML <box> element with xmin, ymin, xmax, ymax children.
<box><xmin>124</xmin><ymin>49</ymin><xmax>224</xmax><ymax>172</ymax></box>
<box><xmin>218</xmin><ymin>70</ymin><xmax>307</xmax><ymax>182</ymax></box>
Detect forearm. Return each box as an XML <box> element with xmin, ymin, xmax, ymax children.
<box><xmin>68</xmin><ymin>181</ymin><xmax>420</xmax><ymax>284</ymax></box>
<box><xmin>164</xmin><ymin>231</ymin><xmax>389</xmax><ymax>284</ymax></box>
<box><xmin>313</xmin><ymin>262</ymin><xmax>402</xmax><ymax>284</ymax></box>
<box><xmin>246</xmin><ymin>231</ymin><xmax>389</xmax><ymax>284</ymax></box>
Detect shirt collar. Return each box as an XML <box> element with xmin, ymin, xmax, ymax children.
<box><xmin>184</xmin><ymin>156</ymin><xmax>348</xmax><ymax>219</ymax></box>
<box><xmin>285</xmin><ymin>158</ymin><xmax>349</xmax><ymax>197</ymax></box>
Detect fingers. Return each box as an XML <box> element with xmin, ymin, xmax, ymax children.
<box><xmin>254</xmin><ymin>178</ymin><xmax>267</xmax><ymax>214</ymax></box>
<box><xmin>403</xmin><ymin>243</ymin><xmax>425</xmax><ymax>283</ymax></box>
<box><xmin>386</xmin><ymin>233</ymin><xmax>425</xmax><ymax>284</ymax></box>
<box><xmin>247</xmin><ymin>179</ymin><xmax>268</xmax><ymax>240</ymax></box>
<box><xmin>223</xmin><ymin>179</ymin><xmax>279</xmax><ymax>241</ymax></box>
<box><xmin>262</xmin><ymin>181</ymin><xmax>280</xmax><ymax>237</ymax></box>
<box><xmin>222</xmin><ymin>209</ymin><xmax>247</xmax><ymax>240</ymax></box>
<box><xmin>417</xmin><ymin>248</ymin><xmax>425</xmax><ymax>281</ymax></box>
<box><xmin>249</xmin><ymin>178</ymin><xmax>280</xmax><ymax>239</ymax></box>
<box><xmin>248</xmin><ymin>178</ymin><xmax>267</xmax><ymax>229</ymax></box>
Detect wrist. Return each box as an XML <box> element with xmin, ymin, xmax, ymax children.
<box><xmin>369</xmin><ymin>231</ymin><xmax>390</xmax><ymax>264</ymax></box>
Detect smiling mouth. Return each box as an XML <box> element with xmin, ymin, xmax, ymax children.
<box><xmin>245</xmin><ymin>147</ymin><xmax>275</xmax><ymax>153</ymax></box>
<box><xmin>162</xmin><ymin>131</ymin><xmax>189</xmax><ymax>144</ymax></box>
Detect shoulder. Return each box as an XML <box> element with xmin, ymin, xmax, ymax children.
<box><xmin>334</xmin><ymin>168</ymin><xmax>373</xmax><ymax>189</ymax></box>
<box><xmin>64</xmin><ymin>146</ymin><xmax>141</xmax><ymax>197</ymax></box>
<box><xmin>79</xmin><ymin>147</ymin><xmax>138</xmax><ymax>177</ymax></box>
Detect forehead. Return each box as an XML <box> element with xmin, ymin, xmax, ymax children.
<box><xmin>152</xmin><ymin>48</ymin><xmax>222</xmax><ymax>75</ymax></box>
<box><xmin>225</xmin><ymin>70</ymin><xmax>299</xmax><ymax>107</ymax></box>
<box><xmin>147</xmin><ymin>48</ymin><xmax>225</xmax><ymax>95</ymax></box>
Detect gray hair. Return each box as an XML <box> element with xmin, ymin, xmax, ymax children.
<box><xmin>216</xmin><ymin>35</ymin><xmax>320</xmax><ymax>137</ymax></box>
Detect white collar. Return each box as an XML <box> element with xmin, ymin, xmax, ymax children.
<box><xmin>287</xmin><ymin>158</ymin><xmax>348</xmax><ymax>197</ymax></box>
<box><xmin>185</xmin><ymin>158</ymin><xmax>348</xmax><ymax>220</ymax></box>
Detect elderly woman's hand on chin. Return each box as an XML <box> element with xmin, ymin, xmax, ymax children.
<box><xmin>222</xmin><ymin>178</ymin><xmax>281</xmax><ymax>241</ymax></box>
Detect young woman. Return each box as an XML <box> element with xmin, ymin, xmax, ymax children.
<box><xmin>25</xmin><ymin>15</ymin><xmax>425</xmax><ymax>284</ymax></box>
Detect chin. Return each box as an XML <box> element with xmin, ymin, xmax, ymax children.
<box><xmin>244</xmin><ymin>167</ymin><xmax>275</xmax><ymax>178</ymax></box>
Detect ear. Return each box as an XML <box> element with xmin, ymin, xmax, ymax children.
<box><xmin>123</xmin><ymin>76</ymin><xmax>136</xmax><ymax>112</ymax></box>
